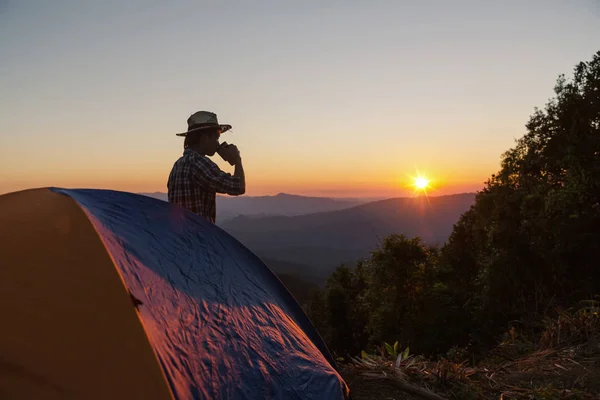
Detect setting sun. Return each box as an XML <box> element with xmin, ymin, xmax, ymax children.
<box><xmin>404</xmin><ymin>170</ymin><xmax>436</xmax><ymax>196</ymax></box>
<box><xmin>414</xmin><ymin>177</ymin><xmax>429</xmax><ymax>190</ymax></box>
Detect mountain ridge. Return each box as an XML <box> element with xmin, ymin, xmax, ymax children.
<box><xmin>223</xmin><ymin>192</ymin><xmax>476</xmax><ymax>223</ymax></box>
<box><xmin>220</xmin><ymin>192</ymin><xmax>477</xmax><ymax>283</ymax></box>
<box><xmin>139</xmin><ymin>191</ymin><xmax>375</xmax><ymax>220</ymax></box>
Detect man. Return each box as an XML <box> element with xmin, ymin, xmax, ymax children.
<box><xmin>167</xmin><ymin>110</ymin><xmax>245</xmax><ymax>223</ymax></box>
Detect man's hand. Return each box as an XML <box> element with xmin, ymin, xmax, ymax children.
<box><xmin>218</xmin><ymin>143</ymin><xmax>241</xmax><ymax>166</ymax></box>
<box><xmin>216</xmin><ymin>142</ymin><xmax>245</xmax><ymax>194</ymax></box>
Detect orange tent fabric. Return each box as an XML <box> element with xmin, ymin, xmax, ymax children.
<box><xmin>0</xmin><ymin>189</ymin><xmax>173</xmax><ymax>399</ymax></box>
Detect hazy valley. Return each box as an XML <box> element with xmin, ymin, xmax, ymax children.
<box><xmin>141</xmin><ymin>191</ymin><xmax>476</xmax><ymax>285</ymax></box>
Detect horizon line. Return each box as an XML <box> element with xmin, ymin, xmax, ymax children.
<box><xmin>138</xmin><ymin>190</ymin><xmax>478</xmax><ymax>200</ymax></box>
<box><xmin>0</xmin><ymin>185</ymin><xmax>481</xmax><ymax>200</ymax></box>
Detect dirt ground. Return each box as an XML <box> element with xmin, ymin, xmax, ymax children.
<box><xmin>339</xmin><ymin>365</ymin><xmax>417</xmax><ymax>400</ymax></box>
<box><xmin>337</xmin><ymin>343</ymin><xmax>600</xmax><ymax>400</ymax></box>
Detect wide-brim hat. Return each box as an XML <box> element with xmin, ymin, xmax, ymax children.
<box><xmin>175</xmin><ymin>111</ymin><xmax>232</xmax><ymax>137</ymax></box>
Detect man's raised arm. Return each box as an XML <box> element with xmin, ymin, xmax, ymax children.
<box><xmin>194</xmin><ymin>154</ymin><xmax>245</xmax><ymax>196</ymax></box>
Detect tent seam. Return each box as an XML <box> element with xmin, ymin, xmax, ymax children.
<box><xmin>51</xmin><ymin>188</ymin><xmax>177</xmax><ymax>400</ymax></box>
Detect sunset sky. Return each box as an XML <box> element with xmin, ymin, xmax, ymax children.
<box><xmin>2</xmin><ymin>1</ymin><xmax>600</xmax><ymax>198</ymax></box>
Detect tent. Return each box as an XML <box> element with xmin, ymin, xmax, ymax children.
<box><xmin>0</xmin><ymin>187</ymin><xmax>350</xmax><ymax>399</ymax></box>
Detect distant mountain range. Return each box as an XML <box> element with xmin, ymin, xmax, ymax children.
<box><xmin>140</xmin><ymin>191</ymin><xmax>476</xmax><ymax>287</ymax></box>
<box><xmin>220</xmin><ymin>193</ymin><xmax>476</xmax><ymax>283</ymax></box>
<box><xmin>139</xmin><ymin>192</ymin><xmax>371</xmax><ymax>221</ymax></box>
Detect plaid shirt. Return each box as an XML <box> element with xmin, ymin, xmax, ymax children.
<box><xmin>167</xmin><ymin>148</ymin><xmax>243</xmax><ymax>223</ymax></box>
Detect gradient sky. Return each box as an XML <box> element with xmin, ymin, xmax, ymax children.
<box><xmin>2</xmin><ymin>1</ymin><xmax>600</xmax><ymax>197</ymax></box>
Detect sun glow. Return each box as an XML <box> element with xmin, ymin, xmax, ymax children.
<box><xmin>414</xmin><ymin>176</ymin><xmax>429</xmax><ymax>190</ymax></box>
<box><xmin>404</xmin><ymin>169</ymin><xmax>436</xmax><ymax>196</ymax></box>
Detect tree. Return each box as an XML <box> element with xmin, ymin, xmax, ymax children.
<box><xmin>306</xmin><ymin>262</ymin><xmax>370</xmax><ymax>358</ymax></box>
<box><xmin>441</xmin><ymin>50</ymin><xmax>600</xmax><ymax>344</ymax></box>
<box><xmin>365</xmin><ymin>234</ymin><xmax>440</xmax><ymax>354</ymax></box>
